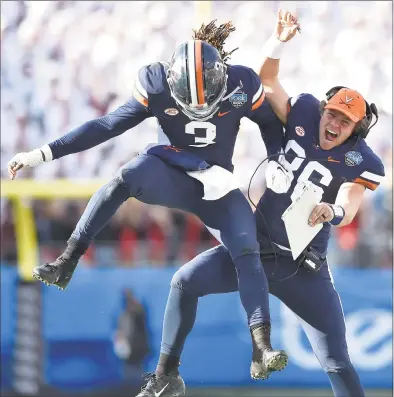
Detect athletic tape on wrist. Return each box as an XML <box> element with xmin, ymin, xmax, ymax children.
<box><xmin>328</xmin><ymin>204</ymin><xmax>345</xmax><ymax>226</ymax></box>
<box><xmin>40</xmin><ymin>144</ymin><xmax>53</xmax><ymax>162</ymax></box>
<box><xmin>263</xmin><ymin>35</ymin><xmax>285</xmax><ymax>59</ymax></box>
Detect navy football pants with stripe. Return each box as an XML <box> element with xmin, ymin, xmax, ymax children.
<box><xmin>71</xmin><ymin>153</ymin><xmax>270</xmax><ymax>325</ymax></box>
<box><xmin>163</xmin><ymin>245</ymin><xmax>364</xmax><ymax>397</ymax></box>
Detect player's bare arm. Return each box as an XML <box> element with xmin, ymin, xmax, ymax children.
<box><xmin>258</xmin><ymin>9</ymin><xmax>300</xmax><ymax>125</ymax></box>
<box><xmin>309</xmin><ymin>182</ymin><xmax>366</xmax><ymax>227</ymax></box>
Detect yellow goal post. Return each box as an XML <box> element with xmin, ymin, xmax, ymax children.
<box><xmin>1</xmin><ymin>179</ymin><xmax>107</xmax><ymax>281</ymax></box>
<box><xmin>195</xmin><ymin>1</ymin><xmax>212</xmax><ymax>26</ymax></box>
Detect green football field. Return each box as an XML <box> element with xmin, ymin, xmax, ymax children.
<box><xmin>188</xmin><ymin>387</ymin><xmax>393</xmax><ymax>397</ymax></box>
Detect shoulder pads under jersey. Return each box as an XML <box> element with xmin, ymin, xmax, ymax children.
<box><xmin>132</xmin><ymin>62</ymin><xmax>169</xmax><ymax>107</ymax></box>
<box><xmin>227</xmin><ymin>65</ymin><xmax>266</xmax><ymax>111</ymax></box>
<box><xmin>351</xmin><ymin>140</ymin><xmax>385</xmax><ymax>191</ymax></box>
<box><xmin>288</xmin><ymin>93</ymin><xmax>320</xmax><ymax>111</ymax></box>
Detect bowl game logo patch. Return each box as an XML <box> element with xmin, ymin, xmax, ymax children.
<box><xmin>229</xmin><ymin>91</ymin><xmax>247</xmax><ymax>108</ymax></box>
<box><xmin>345</xmin><ymin>151</ymin><xmax>363</xmax><ymax>166</ymax></box>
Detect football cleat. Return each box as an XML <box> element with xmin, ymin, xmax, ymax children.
<box><xmin>250</xmin><ymin>323</ymin><xmax>288</xmax><ymax>380</ymax></box>
<box><xmin>136</xmin><ymin>373</ymin><xmax>186</xmax><ymax>397</ymax></box>
<box><xmin>250</xmin><ymin>349</ymin><xmax>288</xmax><ymax>380</ymax></box>
<box><xmin>32</xmin><ymin>256</ymin><xmax>78</xmax><ymax>290</ymax></box>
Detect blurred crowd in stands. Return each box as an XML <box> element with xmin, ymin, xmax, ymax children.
<box><xmin>1</xmin><ymin>1</ymin><xmax>392</xmax><ymax>269</ymax></box>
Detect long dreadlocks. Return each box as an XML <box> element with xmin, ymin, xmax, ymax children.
<box><xmin>192</xmin><ymin>20</ymin><xmax>238</xmax><ymax>63</ymax></box>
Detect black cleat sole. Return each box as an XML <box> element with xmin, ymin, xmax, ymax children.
<box><xmin>32</xmin><ymin>270</ymin><xmax>68</xmax><ymax>291</ymax></box>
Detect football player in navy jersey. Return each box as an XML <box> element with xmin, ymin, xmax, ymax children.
<box><xmin>145</xmin><ymin>10</ymin><xmax>385</xmax><ymax>397</ymax></box>
<box><xmin>8</xmin><ymin>22</ymin><xmax>288</xmax><ymax>396</ymax></box>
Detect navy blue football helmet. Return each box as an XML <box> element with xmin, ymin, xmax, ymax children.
<box><xmin>167</xmin><ymin>40</ymin><xmax>228</xmax><ymax>121</ymax></box>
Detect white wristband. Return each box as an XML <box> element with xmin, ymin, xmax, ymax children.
<box><xmin>262</xmin><ymin>35</ymin><xmax>285</xmax><ymax>59</ymax></box>
<box><xmin>40</xmin><ymin>144</ymin><xmax>53</xmax><ymax>162</ymax></box>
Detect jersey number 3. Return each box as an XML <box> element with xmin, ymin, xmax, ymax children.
<box><xmin>281</xmin><ymin>139</ymin><xmax>333</xmax><ymax>201</ymax></box>
<box><xmin>185</xmin><ymin>121</ymin><xmax>216</xmax><ymax>147</ymax></box>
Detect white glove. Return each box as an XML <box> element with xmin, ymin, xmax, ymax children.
<box><xmin>8</xmin><ymin>144</ymin><xmax>53</xmax><ymax>180</ymax></box>
<box><xmin>265</xmin><ymin>160</ymin><xmax>293</xmax><ymax>194</ymax></box>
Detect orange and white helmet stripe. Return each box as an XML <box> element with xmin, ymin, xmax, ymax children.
<box><xmin>187</xmin><ymin>40</ymin><xmax>205</xmax><ymax>106</ymax></box>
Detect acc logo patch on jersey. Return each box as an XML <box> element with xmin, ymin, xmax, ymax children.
<box><xmin>164</xmin><ymin>108</ymin><xmax>179</xmax><ymax>116</ymax></box>
<box><xmin>229</xmin><ymin>91</ymin><xmax>247</xmax><ymax>108</ymax></box>
<box><xmin>345</xmin><ymin>151</ymin><xmax>363</xmax><ymax>166</ymax></box>
<box><xmin>295</xmin><ymin>126</ymin><xmax>305</xmax><ymax>136</ymax></box>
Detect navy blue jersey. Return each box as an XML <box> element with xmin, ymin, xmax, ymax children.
<box><xmin>132</xmin><ymin>62</ymin><xmax>281</xmax><ymax>171</ymax></box>
<box><xmin>256</xmin><ymin>93</ymin><xmax>385</xmax><ymax>255</ymax></box>
<box><xmin>49</xmin><ymin>62</ymin><xmax>282</xmax><ymax>171</ymax></box>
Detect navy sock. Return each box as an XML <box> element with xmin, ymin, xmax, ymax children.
<box><xmin>155</xmin><ymin>353</ymin><xmax>181</xmax><ymax>376</ymax></box>
<box><xmin>62</xmin><ymin>236</ymin><xmax>89</xmax><ymax>260</ymax></box>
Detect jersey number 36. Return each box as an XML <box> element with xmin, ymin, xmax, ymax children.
<box><xmin>280</xmin><ymin>139</ymin><xmax>333</xmax><ymax>201</ymax></box>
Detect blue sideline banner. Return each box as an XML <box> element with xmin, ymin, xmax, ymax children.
<box><xmin>1</xmin><ymin>265</ymin><xmax>392</xmax><ymax>393</ymax></box>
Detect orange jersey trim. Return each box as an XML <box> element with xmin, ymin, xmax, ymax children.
<box><xmin>353</xmin><ymin>177</ymin><xmax>379</xmax><ymax>191</ymax></box>
<box><xmin>132</xmin><ymin>86</ymin><xmax>148</xmax><ymax>107</ymax></box>
<box><xmin>251</xmin><ymin>91</ymin><xmax>266</xmax><ymax>111</ymax></box>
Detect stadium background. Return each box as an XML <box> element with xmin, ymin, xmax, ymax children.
<box><xmin>0</xmin><ymin>1</ymin><xmax>392</xmax><ymax>397</ymax></box>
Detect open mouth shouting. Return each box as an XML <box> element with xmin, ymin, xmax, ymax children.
<box><xmin>325</xmin><ymin>128</ymin><xmax>339</xmax><ymax>142</ymax></box>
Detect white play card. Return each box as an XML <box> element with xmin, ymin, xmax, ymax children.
<box><xmin>281</xmin><ymin>182</ymin><xmax>323</xmax><ymax>260</ymax></box>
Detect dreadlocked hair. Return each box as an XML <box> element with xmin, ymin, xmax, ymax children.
<box><xmin>192</xmin><ymin>19</ymin><xmax>238</xmax><ymax>63</ymax></box>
